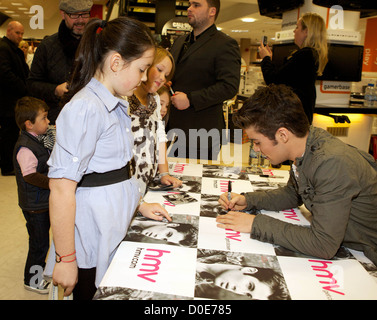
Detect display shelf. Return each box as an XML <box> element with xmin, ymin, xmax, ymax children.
<box><xmin>237</xmin><ymin>95</ymin><xmax>377</xmax><ymax>115</ymax></box>
<box><xmin>315</xmin><ymin>105</ymin><xmax>377</xmax><ymax>115</ymax></box>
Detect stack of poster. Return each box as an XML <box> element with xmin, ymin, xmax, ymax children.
<box><xmin>95</xmin><ymin>163</ymin><xmax>377</xmax><ymax>300</ymax></box>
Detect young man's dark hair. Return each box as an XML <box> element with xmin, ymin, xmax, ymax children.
<box><xmin>233</xmin><ymin>84</ymin><xmax>310</xmax><ymax>142</ymax></box>
<box><xmin>207</xmin><ymin>0</ymin><xmax>220</xmax><ymax>20</ymax></box>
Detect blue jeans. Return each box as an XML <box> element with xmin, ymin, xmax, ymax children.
<box><xmin>22</xmin><ymin>210</ymin><xmax>50</xmax><ymax>286</ymax></box>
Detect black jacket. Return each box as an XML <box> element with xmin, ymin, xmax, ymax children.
<box><xmin>27</xmin><ymin>20</ymin><xmax>80</xmax><ymax>124</ymax></box>
<box><xmin>261</xmin><ymin>47</ymin><xmax>319</xmax><ymax>124</ymax></box>
<box><xmin>167</xmin><ymin>25</ymin><xmax>241</xmax><ymax>142</ymax></box>
<box><xmin>13</xmin><ymin>131</ymin><xmax>50</xmax><ymax>211</ymax></box>
<box><xmin>0</xmin><ymin>36</ymin><xmax>29</xmax><ymax>117</ymax></box>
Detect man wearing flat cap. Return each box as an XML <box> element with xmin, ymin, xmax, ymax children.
<box><xmin>27</xmin><ymin>0</ymin><xmax>93</xmax><ymax>124</ymax></box>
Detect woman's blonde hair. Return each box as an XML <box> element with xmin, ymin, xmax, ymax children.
<box><xmin>300</xmin><ymin>12</ymin><xmax>328</xmax><ymax>76</ymax></box>
<box><xmin>19</xmin><ymin>40</ymin><xmax>29</xmax><ymax>49</ymax></box>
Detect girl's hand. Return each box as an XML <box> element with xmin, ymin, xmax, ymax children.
<box><xmin>160</xmin><ymin>174</ymin><xmax>182</xmax><ymax>188</ymax></box>
<box><xmin>52</xmin><ymin>260</ymin><xmax>78</xmax><ymax>297</ymax></box>
<box><xmin>139</xmin><ymin>202</ymin><xmax>172</xmax><ymax>222</ymax></box>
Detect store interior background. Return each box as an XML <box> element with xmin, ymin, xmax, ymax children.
<box><xmin>1</xmin><ymin>0</ymin><xmax>376</xmax><ymax>154</ymax></box>
<box><xmin>0</xmin><ymin>0</ymin><xmax>376</xmax><ymax>299</ymax></box>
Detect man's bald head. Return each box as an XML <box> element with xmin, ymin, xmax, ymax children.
<box><xmin>6</xmin><ymin>21</ymin><xmax>24</xmax><ymax>46</ymax></box>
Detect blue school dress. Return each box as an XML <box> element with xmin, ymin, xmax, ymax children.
<box><xmin>46</xmin><ymin>78</ymin><xmax>141</xmax><ymax>287</ymax></box>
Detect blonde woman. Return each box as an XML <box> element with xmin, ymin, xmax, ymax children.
<box><xmin>19</xmin><ymin>40</ymin><xmax>33</xmax><ymax>68</ymax></box>
<box><xmin>259</xmin><ymin>12</ymin><xmax>328</xmax><ymax>124</ymax></box>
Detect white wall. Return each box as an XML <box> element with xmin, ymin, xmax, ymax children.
<box><xmin>313</xmin><ymin>114</ymin><xmax>374</xmax><ymax>152</ymax></box>
<box><xmin>0</xmin><ymin>10</ymin><xmax>62</xmax><ymax>39</ymax></box>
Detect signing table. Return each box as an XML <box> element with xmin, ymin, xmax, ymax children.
<box><xmin>94</xmin><ymin>162</ymin><xmax>377</xmax><ymax>300</ymax></box>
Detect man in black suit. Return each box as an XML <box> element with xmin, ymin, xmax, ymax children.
<box><xmin>0</xmin><ymin>21</ymin><xmax>29</xmax><ymax>175</ymax></box>
<box><xmin>168</xmin><ymin>0</ymin><xmax>241</xmax><ymax>160</ymax></box>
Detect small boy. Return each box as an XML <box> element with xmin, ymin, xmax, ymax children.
<box><xmin>13</xmin><ymin>96</ymin><xmax>52</xmax><ymax>294</ymax></box>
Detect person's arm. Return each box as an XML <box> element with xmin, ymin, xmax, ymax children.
<box><xmin>258</xmin><ymin>42</ymin><xmax>272</xmax><ymax>60</ymax></box>
<box><xmin>24</xmin><ymin>172</ymin><xmax>49</xmax><ymax>189</ymax></box>
<box><xmin>220</xmin><ymin>170</ymin><xmax>301</xmax><ymax>213</ymax></box>
<box><xmin>216</xmin><ymin>210</ymin><xmax>256</xmax><ymax>234</ymax></box>
<box><xmin>246</xmin><ymin>157</ymin><xmax>355</xmax><ymax>260</ymax></box>
<box><xmin>27</xmin><ymin>41</ymin><xmax>62</xmax><ymax>102</ymax></box>
<box><xmin>243</xmin><ymin>173</ymin><xmax>302</xmax><ymax>212</ymax></box>
<box><xmin>158</xmin><ymin>142</ymin><xmax>182</xmax><ymax>188</ymax></box>
<box><xmin>155</xmin><ymin>95</ymin><xmax>169</xmax><ymax>172</ymax></box>
<box><xmin>49</xmin><ymin>178</ymin><xmax>78</xmax><ymax>297</ymax></box>
<box><xmin>218</xmin><ymin>192</ymin><xmax>248</xmax><ymax>211</ymax></box>
<box><xmin>261</xmin><ymin>47</ymin><xmax>314</xmax><ymax>86</ymax></box>
<box><xmin>173</xmin><ymin>37</ymin><xmax>241</xmax><ymax>112</ymax></box>
<box><xmin>17</xmin><ymin>147</ymin><xmax>49</xmax><ymax>189</ymax></box>
<box><xmin>216</xmin><ymin>192</ymin><xmax>255</xmax><ymax>233</ymax></box>
<box><xmin>250</xmin><ymin>195</ymin><xmax>350</xmax><ymax>261</ymax></box>
<box><xmin>0</xmin><ymin>44</ymin><xmax>28</xmax><ymax>96</ymax></box>
<box><xmin>155</xmin><ymin>96</ymin><xmax>182</xmax><ymax>187</ymax></box>
<box><xmin>217</xmin><ymin>170</ymin><xmax>302</xmax><ymax>232</ymax></box>
<box><xmin>138</xmin><ymin>202</ymin><xmax>172</xmax><ymax>222</ymax></box>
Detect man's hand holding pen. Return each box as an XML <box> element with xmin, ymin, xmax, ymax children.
<box><xmin>171</xmin><ymin>91</ymin><xmax>190</xmax><ymax>110</ymax></box>
<box><xmin>218</xmin><ymin>192</ymin><xmax>247</xmax><ymax>211</ymax></box>
<box><xmin>217</xmin><ymin>192</ymin><xmax>255</xmax><ymax>233</ymax></box>
<box><xmin>164</xmin><ymin>82</ymin><xmax>190</xmax><ymax>110</ymax></box>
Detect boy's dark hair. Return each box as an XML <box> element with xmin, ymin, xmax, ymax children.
<box><xmin>15</xmin><ymin>96</ymin><xmax>49</xmax><ymax>131</ymax></box>
<box><xmin>233</xmin><ymin>84</ymin><xmax>310</xmax><ymax>141</ymax></box>
<box><xmin>207</xmin><ymin>0</ymin><xmax>220</xmax><ymax>20</ymax></box>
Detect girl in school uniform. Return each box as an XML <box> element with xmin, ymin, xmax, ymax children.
<box><xmin>47</xmin><ymin>17</ymin><xmax>170</xmax><ymax>300</ymax></box>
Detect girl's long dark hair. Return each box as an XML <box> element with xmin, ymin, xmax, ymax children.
<box><xmin>63</xmin><ymin>17</ymin><xmax>155</xmax><ymax>104</ymax></box>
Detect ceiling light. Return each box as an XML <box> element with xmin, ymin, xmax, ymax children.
<box><xmin>11</xmin><ymin>2</ymin><xmax>22</xmax><ymax>5</ymax></box>
<box><xmin>241</xmin><ymin>18</ymin><xmax>256</xmax><ymax>23</ymax></box>
<box><xmin>231</xmin><ymin>29</ymin><xmax>249</xmax><ymax>33</ymax></box>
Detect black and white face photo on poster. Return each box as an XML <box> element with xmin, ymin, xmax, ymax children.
<box><xmin>200</xmin><ymin>194</ymin><xmax>228</xmax><ymax>217</ymax></box>
<box><xmin>94</xmin><ymin>286</ymin><xmax>192</xmax><ymax>300</ymax></box>
<box><xmin>195</xmin><ymin>249</ymin><xmax>291</xmax><ymax>300</ymax></box>
<box><xmin>125</xmin><ymin>215</ymin><xmax>199</xmax><ymax>248</ymax></box>
<box><xmin>163</xmin><ymin>192</ymin><xmax>198</xmax><ymax>205</ymax></box>
<box><xmin>202</xmin><ymin>164</ymin><xmax>249</xmax><ymax>180</ymax></box>
<box><xmin>175</xmin><ymin>175</ymin><xmax>202</xmax><ymax>193</ymax></box>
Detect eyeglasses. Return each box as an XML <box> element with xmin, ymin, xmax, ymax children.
<box><xmin>65</xmin><ymin>12</ymin><xmax>90</xmax><ymax>19</ymax></box>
